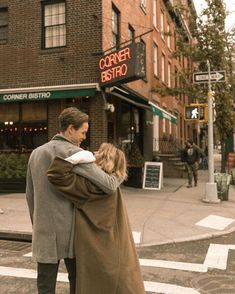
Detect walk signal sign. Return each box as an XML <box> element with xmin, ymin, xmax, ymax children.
<box><xmin>184</xmin><ymin>104</ymin><xmax>208</xmax><ymax>122</ymax></box>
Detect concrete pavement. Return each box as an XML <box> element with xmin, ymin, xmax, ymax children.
<box><xmin>0</xmin><ymin>163</ymin><xmax>235</xmax><ymax>246</ymax></box>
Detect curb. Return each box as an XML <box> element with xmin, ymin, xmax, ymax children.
<box><xmin>0</xmin><ymin>231</ymin><xmax>32</xmax><ymax>242</ymax></box>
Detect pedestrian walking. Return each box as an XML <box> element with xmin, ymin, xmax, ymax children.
<box><xmin>181</xmin><ymin>140</ymin><xmax>202</xmax><ymax>188</ymax></box>
<box><xmin>47</xmin><ymin>143</ymin><xmax>146</xmax><ymax>294</ymax></box>
<box><xmin>26</xmin><ymin>107</ymin><xmax>120</xmax><ymax>294</ymax></box>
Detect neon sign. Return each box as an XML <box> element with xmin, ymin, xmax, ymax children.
<box><xmin>99</xmin><ymin>42</ymin><xmax>146</xmax><ymax>87</ymax></box>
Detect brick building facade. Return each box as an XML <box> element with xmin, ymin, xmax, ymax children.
<box><xmin>0</xmin><ymin>0</ymin><xmax>197</xmax><ymax>177</ymax></box>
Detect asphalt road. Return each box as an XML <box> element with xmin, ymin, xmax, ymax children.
<box><xmin>0</xmin><ymin>232</ymin><xmax>235</xmax><ymax>293</ymax></box>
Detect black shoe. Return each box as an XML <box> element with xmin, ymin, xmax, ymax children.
<box><xmin>195</xmin><ymin>182</ymin><xmax>197</xmax><ymax>187</ymax></box>
<box><xmin>187</xmin><ymin>184</ymin><xmax>192</xmax><ymax>188</ymax></box>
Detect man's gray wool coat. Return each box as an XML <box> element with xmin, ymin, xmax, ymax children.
<box><xmin>26</xmin><ymin>134</ymin><xmax>119</xmax><ymax>263</ymax></box>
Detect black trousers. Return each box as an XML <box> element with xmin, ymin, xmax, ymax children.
<box><xmin>37</xmin><ymin>258</ymin><xmax>76</xmax><ymax>294</ymax></box>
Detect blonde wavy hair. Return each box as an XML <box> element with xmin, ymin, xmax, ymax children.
<box><xmin>96</xmin><ymin>143</ymin><xmax>127</xmax><ymax>181</ymax></box>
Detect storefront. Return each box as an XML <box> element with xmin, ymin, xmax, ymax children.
<box><xmin>0</xmin><ymin>84</ymin><xmax>98</xmax><ymax>153</ymax></box>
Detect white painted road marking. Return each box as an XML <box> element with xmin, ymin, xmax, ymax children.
<box><xmin>0</xmin><ymin>266</ymin><xmax>200</xmax><ymax>293</ymax></box>
<box><xmin>139</xmin><ymin>258</ymin><xmax>207</xmax><ymax>272</ymax></box>
<box><xmin>196</xmin><ymin>214</ymin><xmax>235</xmax><ymax>230</ymax></box>
<box><xmin>132</xmin><ymin>231</ymin><xmax>141</xmax><ymax>245</ymax></box>
<box><xmin>144</xmin><ymin>281</ymin><xmax>200</xmax><ymax>294</ymax></box>
<box><xmin>204</xmin><ymin>243</ymin><xmax>235</xmax><ymax>270</ymax></box>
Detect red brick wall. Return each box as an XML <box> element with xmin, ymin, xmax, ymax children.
<box><xmin>0</xmin><ymin>0</ymin><xmax>102</xmax><ymax>88</ymax></box>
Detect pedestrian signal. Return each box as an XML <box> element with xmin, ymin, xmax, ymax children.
<box><xmin>184</xmin><ymin>106</ymin><xmax>199</xmax><ymax>120</ymax></box>
<box><xmin>184</xmin><ymin>105</ymin><xmax>208</xmax><ymax>122</ymax></box>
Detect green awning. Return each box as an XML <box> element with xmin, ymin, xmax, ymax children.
<box><xmin>0</xmin><ymin>88</ymin><xmax>97</xmax><ymax>103</ymax></box>
<box><xmin>150</xmin><ymin>102</ymin><xmax>177</xmax><ymax>124</ymax></box>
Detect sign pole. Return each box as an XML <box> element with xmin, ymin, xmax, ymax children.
<box><xmin>203</xmin><ymin>60</ymin><xmax>220</xmax><ymax>203</ymax></box>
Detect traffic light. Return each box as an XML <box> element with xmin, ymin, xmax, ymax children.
<box><xmin>184</xmin><ymin>106</ymin><xmax>199</xmax><ymax>120</ymax></box>
<box><xmin>198</xmin><ymin>105</ymin><xmax>208</xmax><ymax>122</ymax></box>
<box><xmin>184</xmin><ymin>104</ymin><xmax>208</xmax><ymax>122</ymax></box>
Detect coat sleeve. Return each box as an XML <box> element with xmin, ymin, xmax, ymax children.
<box><xmin>72</xmin><ymin>163</ymin><xmax>120</xmax><ymax>195</ymax></box>
<box><xmin>25</xmin><ymin>163</ymin><xmax>34</xmax><ymax>224</ymax></box>
<box><xmin>47</xmin><ymin>157</ymin><xmax>108</xmax><ymax>206</ymax></box>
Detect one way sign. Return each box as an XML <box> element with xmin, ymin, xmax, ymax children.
<box><xmin>193</xmin><ymin>70</ymin><xmax>226</xmax><ymax>84</ymax></box>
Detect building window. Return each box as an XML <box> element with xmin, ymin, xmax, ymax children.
<box><xmin>0</xmin><ymin>102</ymin><xmax>48</xmax><ymax>151</ymax></box>
<box><xmin>112</xmin><ymin>4</ymin><xmax>120</xmax><ymax>48</ymax></box>
<box><xmin>167</xmin><ymin>23</ymin><xmax>171</xmax><ymax>48</ymax></box>
<box><xmin>42</xmin><ymin>1</ymin><xmax>66</xmax><ymax>49</ymax></box>
<box><xmin>161</xmin><ymin>53</ymin><xmax>165</xmax><ymax>83</ymax></box>
<box><xmin>140</xmin><ymin>0</ymin><xmax>146</xmax><ymax>13</ymax></box>
<box><xmin>0</xmin><ymin>7</ymin><xmax>8</xmax><ymax>42</ymax></box>
<box><xmin>160</xmin><ymin>10</ymin><xmax>164</xmax><ymax>39</ymax></box>
<box><xmin>153</xmin><ymin>43</ymin><xmax>158</xmax><ymax>76</ymax></box>
<box><xmin>153</xmin><ymin>0</ymin><xmax>157</xmax><ymax>28</ymax></box>
<box><xmin>162</xmin><ymin>118</ymin><xmax>166</xmax><ymax>133</ymax></box>
<box><xmin>168</xmin><ymin>62</ymin><xmax>171</xmax><ymax>87</ymax></box>
<box><xmin>128</xmin><ymin>24</ymin><xmax>135</xmax><ymax>43</ymax></box>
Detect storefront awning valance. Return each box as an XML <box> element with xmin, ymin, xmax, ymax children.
<box><xmin>0</xmin><ymin>83</ymin><xmax>99</xmax><ymax>103</ymax></box>
<box><xmin>149</xmin><ymin>101</ymin><xmax>177</xmax><ymax>124</ymax></box>
<box><xmin>107</xmin><ymin>86</ymin><xmax>150</xmax><ymax>110</ymax></box>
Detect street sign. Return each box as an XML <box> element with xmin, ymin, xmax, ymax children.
<box><xmin>193</xmin><ymin>70</ymin><xmax>226</xmax><ymax>84</ymax></box>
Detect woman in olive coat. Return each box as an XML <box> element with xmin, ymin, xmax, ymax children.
<box><xmin>47</xmin><ymin>143</ymin><xmax>145</xmax><ymax>294</ymax></box>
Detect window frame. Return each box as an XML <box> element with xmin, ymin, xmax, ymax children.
<box><xmin>0</xmin><ymin>7</ymin><xmax>8</xmax><ymax>43</ymax></box>
<box><xmin>128</xmin><ymin>24</ymin><xmax>135</xmax><ymax>43</ymax></box>
<box><xmin>111</xmin><ymin>4</ymin><xmax>120</xmax><ymax>49</ymax></box>
<box><xmin>153</xmin><ymin>43</ymin><xmax>158</xmax><ymax>77</ymax></box>
<box><xmin>41</xmin><ymin>0</ymin><xmax>66</xmax><ymax>50</ymax></box>
<box><xmin>153</xmin><ymin>0</ymin><xmax>157</xmax><ymax>28</ymax></box>
<box><xmin>161</xmin><ymin>53</ymin><xmax>166</xmax><ymax>83</ymax></box>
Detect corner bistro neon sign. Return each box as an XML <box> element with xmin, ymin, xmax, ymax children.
<box><xmin>99</xmin><ymin>42</ymin><xmax>146</xmax><ymax>87</ymax></box>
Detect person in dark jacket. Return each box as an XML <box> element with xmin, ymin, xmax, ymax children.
<box><xmin>181</xmin><ymin>140</ymin><xmax>202</xmax><ymax>188</ymax></box>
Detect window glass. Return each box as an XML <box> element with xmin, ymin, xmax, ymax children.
<box><xmin>128</xmin><ymin>24</ymin><xmax>135</xmax><ymax>43</ymax></box>
<box><xmin>43</xmin><ymin>1</ymin><xmax>66</xmax><ymax>49</ymax></box>
<box><xmin>161</xmin><ymin>53</ymin><xmax>165</xmax><ymax>83</ymax></box>
<box><xmin>153</xmin><ymin>0</ymin><xmax>157</xmax><ymax>27</ymax></box>
<box><xmin>112</xmin><ymin>5</ymin><xmax>120</xmax><ymax>48</ymax></box>
<box><xmin>0</xmin><ymin>7</ymin><xmax>8</xmax><ymax>42</ymax></box>
<box><xmin>0</xmin><ymin>102</ymin><xmax>48</xmax><ymax>151</ymax></box>
<box><xmin>154</xmin><ymin>43</ymin><xmax>158</xmax><ymax>76</ymax></box>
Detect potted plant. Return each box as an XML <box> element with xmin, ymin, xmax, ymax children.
<box><xmin>0</xmin><ymin>153</ymin><xmax>28</xmax><ymax>193</ymax></box>
<box><xmin>124</xmin><ymin>143</ymin><xmax>145</xmax><ymax>188</ymax></box>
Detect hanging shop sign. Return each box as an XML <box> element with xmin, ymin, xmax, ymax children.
<box><xmin>99</xmin><ymin>42</ymin><xmax>146</xmax><ymax>87</ymax></box>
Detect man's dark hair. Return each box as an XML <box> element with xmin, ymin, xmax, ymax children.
<box><xmin>58</xmin><ymin>107</ymin><xmax>89</xmax><ymax>131</ymax></box>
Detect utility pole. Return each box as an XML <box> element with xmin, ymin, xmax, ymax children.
<box><xmin>203</xmin><ymin>60</ymin><xmax>220</xmax><ymax>203</ymax></box>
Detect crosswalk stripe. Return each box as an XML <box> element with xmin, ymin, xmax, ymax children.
<box><xmin>204</xmin><ymin>243</ymin><xmax>235</xmax><ymax>270</ymax></box>
<box><xmin>139</xmin><ymin>258</ymin><xmax>207</xmax><ymax>272</ymax></box>
<box><xmin>0</xmin><ymin>266</ymin><xmax>200</xmax><ymax>293</ymax></box>
<box><xmin>144</xmin><ymin>281</ymin><xmax>200</xmax><ymax>294</ymax></box>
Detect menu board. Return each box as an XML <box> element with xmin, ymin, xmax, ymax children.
<box><xmin>142</xmin><ymin>162</ymin><xmax>163</xmax><ymax>190</ymax></box>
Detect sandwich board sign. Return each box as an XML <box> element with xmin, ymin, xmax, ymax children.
<box><xmin>142</xmin><ymin>162</ymin><xmax>163</xmax><ymax>190</ymax></box>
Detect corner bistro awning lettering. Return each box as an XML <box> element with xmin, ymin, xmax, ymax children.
<box><xmin>149</xmin><ymin>101</ymin><xmax>177</xmax><ymax>124</ymax></box>
<box><xmin>0</xmin><ymin>84</ymin><xmax>98</xmax><ymax>103</ymax></box>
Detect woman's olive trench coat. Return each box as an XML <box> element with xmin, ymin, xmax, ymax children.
<box><xmin>47</xmin><ymin>157</ymin><xmax>145</xmax><ymax>294</ymax></box>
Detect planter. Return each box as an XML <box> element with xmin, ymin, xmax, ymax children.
<box><xmin>124</xmin><ymin>166</ymin><xmax>143</xmax><ymax>188</ymax></box>
<box><xmin>0</xmin><ymin>178</ymin><xmax>26</xmax><ymax>193</ymax></box>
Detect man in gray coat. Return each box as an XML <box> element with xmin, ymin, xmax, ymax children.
<box><xmin>26</xmin><ymin>107</ymin><xmax>119</xmax><ymax>294</ymax></box>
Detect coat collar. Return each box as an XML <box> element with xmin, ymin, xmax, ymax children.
<box><xmin>51</xmin><ymin>133</ymin><xmax>77</xmax><ymax>146</ymax></box>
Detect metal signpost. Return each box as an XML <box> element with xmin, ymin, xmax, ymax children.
<box><xmin>193</xmin><ymin>63</ymin><xmax>226</xmax><ymax>203</ymax></box>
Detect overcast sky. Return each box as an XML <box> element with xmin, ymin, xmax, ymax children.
<box><xmin>193</xmin><ymin>0</ymin><xmax>235</xmax><ymax>31</ymax></box>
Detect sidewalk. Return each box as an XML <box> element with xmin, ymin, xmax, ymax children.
<box><xmin>0</xmin><ymin>166</ymin><xmax>235</xmax><ymax>246</ymax></box>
